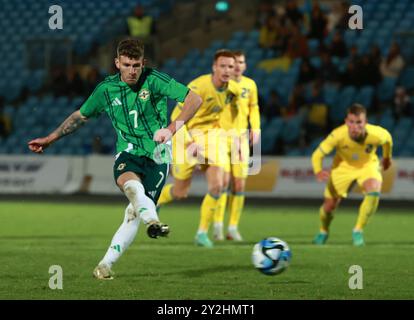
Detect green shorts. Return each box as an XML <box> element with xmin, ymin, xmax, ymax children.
<box><xmin>113</xmin><ymin>152</ymin><xmax>169</xmax><ymax>204</ymax></box>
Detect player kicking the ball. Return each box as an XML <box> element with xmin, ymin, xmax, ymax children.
<box><xmin>28</xmin><ymin>39</ymin><xmax>201</xmax><ymax>279</ymax></box>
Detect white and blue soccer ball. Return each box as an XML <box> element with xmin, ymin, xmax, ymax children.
<box><xmin>252</xmin><ymin>237</ymin><xmax>292</xmax><ymax>275</ymax></box>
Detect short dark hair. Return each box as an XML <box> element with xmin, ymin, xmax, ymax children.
<box><xmin>117</xmin><ymin>39</ymin><xmax>144</xmax><ymax>59</ymax></box>
<box><xmin>347</xmin><ymin>103</ymin><xmax>367</xmax><ymax>116</ymax></box>
<box><xmin>214</xmin><ymin>49</ymin><xmax>236</xmax><ymax>62</ymax></box>
<box><xmin>233</xmin><ymin>50</ymin><xmax>245</xmax><ymax>57</ymax></box>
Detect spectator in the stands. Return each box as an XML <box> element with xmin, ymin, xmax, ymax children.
<box><xmin>0</xmin><ymin>97</ymin><xmax>12</xmax><ymax>138</ymax></box>
<box><xmin>329</xmin><ymin>31</ymin><xmax>347</xmax><ymax>58</ymax></box>
<box><xmin>369</xmin><ymin>44</ymin><xmax>382</xmax><ymax>68</ymax></box>
<box><xmin>50</xmin><ymin>68</ymin><xmax>69</xmax><ymax>97</ymax></box>
<box><xmin>67</xmin><ymin>67</ymin><xmax>85</xmax><ymax>97</ymax></box>
<box><xmin>318</xmin><ymin>51</ymin><xmax>340</xmax><ymax>83</ymax></box>
<box><xmin>327</xmin><ymin>1</ymin><xmax>343</xmax><ymax>32</ymax></box>
<box><xmin>304</xmin><ymin>82</ymin><xmax>328</xmax><ymax>142</ymax></box>
<box><xmin>349</xmin><ymin>45</ymin><xmax>361</xmax><ymax>66</ymax></box>
<box><xmin>340</xmin><ymin>61</ymin><xmax>359</xmax><ymax>87</ymax></box>
<box><xmin>263</xmin><ymin>90</ymin><xmax>284</xmax><ymax>119</ymax></box>
<box><xmin>284</xmin><ymin>0</ymin><xmax>303</xmax><ymax>27</ymax></box>
<box><xmin>259</xmin><ymin>16</ymin><xmax>278</xmax><ymax>49</ymax></box>
<box><xmin>298</xmin><ymin>58</ymin><xmax>316</xmax><ymax>84</ymax></box>
<box><xmin>336</xmin><ymin>1</ymin><xmax>352</xmax><ymax>31</ymax></box>
<box><xmin>393</xmin><ymin>87</ymin><xmax>412</xmax><ymax>120</ymax></box>
<box><xmin>84</xmin><ymin>67</ymin><xmax>102</xmax><ymax>95</ymax></box>
<box><xmin>284</xmin><ymin>84</ymin><xmax>306</xmax><ymax>118</ymax></box>
<box><xmin>256</xmin><ymin>0</ymin><xmax>276</xmax><ymax>28</ymax></box>
<box><xmin>358</xmin><ymin>54</ymin><xmax>381</xmax><ymax>87</ymax></box>
<box><xmin>308</xmin><ymin>3</ymin><xmax>328</xmax><ymax>44</ymax></box>
<box><xmin>380</xmin><ymin>43</ymin><xmax>405</xmax><ymax>79</ymax></box>
<box><xmin>286</xmin><ymin>25</ymin><xmax>309</xmax><ymax>59</ymax></box>
<box><xmin>127</xmin><ymin>5</ymin><xmax>155</xmax><ymax>40</ymax></box>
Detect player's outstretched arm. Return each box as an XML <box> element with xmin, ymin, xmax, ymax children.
<box><xmin>28</xmin><ymin>110</ymin><xmax>88</xmax><ymax>153</ymax></box>
<box><xmin>154</xmin><ymin>90</ymin><xmax>202</xmax><ymax>143</ymax></box>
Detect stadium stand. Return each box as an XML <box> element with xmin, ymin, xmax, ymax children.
<box><xmin>1</xmin><ymin>0</ymin><xmax>414</xmax><ymax>156</ymax></box>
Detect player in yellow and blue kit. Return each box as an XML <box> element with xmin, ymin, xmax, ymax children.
<box><xmin>311</xmin><ymin>104</ymin><xmax>393</xmax><ymax>246</ymax></box>
<box><xmin>158</xmin><ymin>50</ymin><xmax>242</xmax><ymax>247</ymax></box>
<box><xmin>213</xmin><ymin>50</ymin><xmax>261</xmax><ymax>241</ymax></box>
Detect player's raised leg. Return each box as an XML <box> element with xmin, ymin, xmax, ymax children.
<box><xmin>353</xmin><ymin>178</ymin><xmax>381</xmax><ymax>246</ymax></box>
<box><xmin>158</xmin><ymin>178</ymin><xmax>192</xmax><ymax>206</ymax></box>
<box><xmin>118</xmin><ymin>172</ymin><xmax>169</xmax><ymax>239</ymax></box>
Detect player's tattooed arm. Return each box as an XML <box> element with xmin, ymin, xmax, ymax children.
<box><xmin>28</xmin><ymin>110</ymin><xmax>89</xmax><ymax>153</ymax></box>
<box><xmin>52</xmin><ymin>110</ymin><xmax>88</xmax><ymax>139</ymax></box>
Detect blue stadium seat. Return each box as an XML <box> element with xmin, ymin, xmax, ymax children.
<box><xmin>180</xmin><ymin>58</ymin><xmax>195</xmax><ymax>69</ymax></box>
<box><xmin>246</xmin><ymin>30</ymin><xmax>260</xmax><ymax>42</ymax></box>
<box><xmin>163</xmin><ymin>58</ymin><xmax>177</xmax><ymax>69</ymax></box>
<box><xmin>398</xmin><ymin>20</ymin><xmax>413</xmax><ymax>30</ymax></box>
<box><xmin>377</xmin><ymin>77</ymin><xmax>397</xmax><ymax>102</ymax></box>
<box><xmin>210</xmin><ymin>40</ymin><xmax>225</xmax><ymax>50</ymax></box>
<box><xmin>323</xmin><ymin>85</ymin><xmax>338</xmax><ymax>107</ymax></box>
<box><xmin>354</xmin><ymin>86</ymin><xmax>374</xmax><ymax>109</ymax></box>
<box><xmin>281</xmin><ymin>115</ymin><xmax>303</xmax><ymax>144</ymax></box>
<box><xmin>261</xmin><ymin>117</ymin><xmax>284</xmax><ymax>154</ymax></box>
<box><xmin>230</xmin><ymin>31</ymin><xmax>245</xmax><ymax>42</ymax></box>
<box><xmin>399</xmin><ymin>67</ymin><xmax>414</xmax><ymax>90</ymax></box>
<box><xmin>329</xmin><ymin>86</ymin><xmax>356</xmax><ymax>123</ymax></box>
<box><xmin>379</xmin><ymin>108</ymin><xmax>395</xmax><ymax>132</ymax></box>
<box><xmin>310</xmin><ymin>56</ymin><xmax>321</xmax><ymax>69</ymax></box>
<box><xmin>308</xmin><ymin>39</ymin><xmax>319</xmax><ymax>55</ymax></box>
<box><xmin>226</xmin><ymin>39</ymin><xmax>241</xmax><ymax>50</ymax></box>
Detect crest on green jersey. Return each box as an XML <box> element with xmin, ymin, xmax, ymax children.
<box><xmin>139</xmin><ymin>89</ymin><xmax>151</xmax><ymax>101</ymax></box>
<box><xmin>117</xmin><ymin>163</ymin><xmax>126</xmax><ymax>171</ymax></box>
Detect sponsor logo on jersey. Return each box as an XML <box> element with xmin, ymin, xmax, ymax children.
<box><xmin>139</xmin><ymin>89</ymin><xmax>150</xmax><ymax>101</ymax></box>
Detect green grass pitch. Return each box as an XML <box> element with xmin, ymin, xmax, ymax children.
<box><xmin>0</xmin><ymin>201</ymin><xmax>413</xmax><ymax>300</ymax></box>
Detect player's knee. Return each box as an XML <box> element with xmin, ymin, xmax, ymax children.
<box><xmin>172</xmin><ymin>186</ymin><xmax>189</xmax><ymax>200</ymax></box>
<box><xmin>208</xmin><ymin>183</ymin><xmax>223</xmax><ymax>198</ymax></box>
<box><xmin>125</xmin><ymin>204</ymin><xmax>137</xmax><ymax>221</ymax></box>
<box><xmin>324</xmin><ymin>199</ymin><xmax>339</xmax><ymax>212</ymax></box>
<box><xmin>232</xmin><ymin>179</ymin><xmax>245</xmax><ymax>193</ymax></box>
<box><xmin>364</xmin><ymin>180</ymin><xmax>382</xmax><ymax>193</ymax></box>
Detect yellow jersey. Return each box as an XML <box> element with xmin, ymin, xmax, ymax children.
<box><xmin>312</xmin><ymin>124</ymin><xmax>393</xmax><ymax>173</ymax></box>
<box><xmin>219</xmin><ymin>75</ymin><xmax>260</xmax><ymax>132</ymax></box>
<box><xmin>171</xmin><ymin>74</ymin><xmax>240</xmax><ymax>132</ymax></box>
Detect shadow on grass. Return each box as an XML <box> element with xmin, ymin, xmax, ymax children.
<box><xmin>123</xmin><ymin>265</ymin><xmax>310</xmax><ymax>284</ymax></box>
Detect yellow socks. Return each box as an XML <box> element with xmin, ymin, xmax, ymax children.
<box><xmin>214</xmin><ymin>192</ymin><xmax>228</xmax><ymax>224</ymax></box>
<box><xmin>198</xmin><ymin>193</ymin><xmax>219</xmax><ymax>233</ymax></box>
<box><xmin>157</xmin><ymin>184</ymin><xmax>174</xmax><ymax>206</ymax></box>
<box><xmin>319</xmin><ymin>205</ymin><xmax>334</xmax><ymax>233</ymax></box>
<box><xmin>228</xmin><ymin>192</ymin><xmax>245</xmax><ymax>228</ymax></box>
<box><xmin>355</xmin><ymin>192</ymin><xmax>380</xmax><ymax>231</ymax></box>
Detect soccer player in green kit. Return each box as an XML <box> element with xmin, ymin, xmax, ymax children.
<box><xmin>28</xmin><ymin>39</ymin><xmax>202</xmax><ymax>280</ymax></box>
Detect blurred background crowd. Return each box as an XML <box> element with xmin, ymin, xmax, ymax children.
<box><xmin>0</xmin><ymin>0</ymin><xmax>413</xmax><ymax>157</ymax></box>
